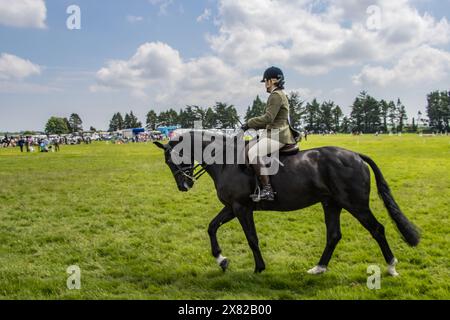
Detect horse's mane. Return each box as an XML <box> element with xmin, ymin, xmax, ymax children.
<box><xmin>170</xmin><ymin>129</ymin><xmax>240</xmax><ymax>143</ymax></box>
<box><xmin>169</xmin><ymin>129</ymin><xmax>249</xmax><ymax>170</ymax></box>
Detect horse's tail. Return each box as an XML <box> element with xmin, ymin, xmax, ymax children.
<box><xmin>359</xmin><ymin>153</ymin><xmax>420</xmax><ymax>247</ymax></box>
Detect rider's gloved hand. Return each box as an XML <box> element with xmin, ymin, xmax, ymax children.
<box><xmin>241</xmin><ymin>123</ymin><xmax>250</xmax><ymax>131</ymax></box>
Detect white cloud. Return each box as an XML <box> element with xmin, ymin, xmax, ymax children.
<box><xmin>126</xmin><ymin>15</ymin><xmax>144</xmax><ymax>23</ymax></box>
<box><xmin>0</xmin><ymin>53</ymin><xmax>41</xmax><ymax>80</ymax></box>
<box><xmin>290</xmin><ymin>87</ymin><xmax>324</xmax><ymax>101</ymax></box>
<box><xmin>93</xmin><ymin>1</ymin><xmax>450</xmax><ymax>113</ymax></box>
<box><xmin>197</xmin><ymin>8</ymin><xmax>211</xmax><ymax>22</ymax></box>
<box><xmin>0</xmin><ymin>0</ymin><xmax>46</xmax><ymax>29</ymax></box>
<box><xmin>208</xmin><ymin>0</ymin><xmax>450</xmax><ymax>75</ymax></box>
<box><xmin>353</xmin><ymin>45</ymin><xmax>450</xmax><ymax>87</ymax></box>
<box><xmin>148</xmin><ymin>0</ymin><xmax>173</xmax><ymax>16</ymax></box>
<box><xmin>92</xmin><ymin>42</ymin><xmax>261</xmax><ymax>107</ymax></box>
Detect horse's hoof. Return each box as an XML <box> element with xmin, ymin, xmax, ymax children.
<box><xmin>220</xmin><ymin>259</ymin><xmax>229</xmax><ymax>272</ymax></box>
<box><xmin>254</xmin><ymin>266</ymin><xmax>266</xmax><ymax>274</ymax></box>
<box><xmin>388</xmin><ymin>258</ymin><xmax>399</xmax><ymax>277</ymax></box>
<box><xmin>307</xmin><ymin>265</ymin><xmax>327</xmax><ymax>275</ymax></box>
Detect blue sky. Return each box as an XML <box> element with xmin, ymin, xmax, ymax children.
<box><xmin>1</xmin><ymin>0</ymin><xmax>449</xmax><ymax>132</ymax></box>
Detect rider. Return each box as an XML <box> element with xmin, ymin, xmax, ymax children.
<box><xmin>241</xmin><ymin>67</ymin><xmax>297</xmax><ymax>201</ymax></box>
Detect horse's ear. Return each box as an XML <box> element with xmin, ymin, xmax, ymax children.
<box><xmin>153</xmin><ymin>141</ymin><xmax>167</xmax><ymax>150</ymax></box>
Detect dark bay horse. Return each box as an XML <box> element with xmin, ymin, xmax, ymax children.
<box><xmin>154</xmin><ymin>130</ymin><xmax>420</xmax><ymax>276</ymax></box>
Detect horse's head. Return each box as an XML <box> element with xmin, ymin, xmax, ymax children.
<box><xmin>154</xmin><ymin>140</ymin><xmax>195</xmax><ymax>192</ymax></box>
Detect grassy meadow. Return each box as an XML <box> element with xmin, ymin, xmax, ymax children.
<box><xmin>0</xmin><ymin>134</ymin><xmax>449</xmax><ymax>300</ymax></box>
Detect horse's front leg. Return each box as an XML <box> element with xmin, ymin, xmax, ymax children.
<box><xmin>208</xmin><ymin>206</ymin><xmax>235</xmax><ymax>272</ymax></box>
<box><xmin>233</xmin><ymin>203</ymin><xmax>266</xmax><ymax>273</ymax></box>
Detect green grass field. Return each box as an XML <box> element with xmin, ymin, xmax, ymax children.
<box><xmin>0</xmin><ymin>134</ymin><xmax>449</xmax><ymax>300</ymax></box>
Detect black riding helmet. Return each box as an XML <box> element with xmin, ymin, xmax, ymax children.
<box><xmin>260</xmin><ymin>66</ymin><xmax>285</xmax><ymax>89</ymax></box>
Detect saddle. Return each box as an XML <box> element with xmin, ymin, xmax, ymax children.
<box><xmin>244</xmin><ymin>140</ymin><xmax>299</xmax><ymax>160</ymax></box>
<box><xmin>243</xmin><ymin>140</ymin><xmax>299</xmax><ymax>202</ymax></box>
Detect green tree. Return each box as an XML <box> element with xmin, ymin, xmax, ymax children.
<box><xmin>158</xmin><ymin>109</ymin><xmax>179</xmax><ymax>126</ymax></box>
<box><xmin>245</xmin><ymin>96</ymin><xmax>266</xmax><ymax>122</ymax></box>
<box><xmin>69</xmin><ymin>113</ymin><xmax>83</xmax><ymax>133</ymax></box>
<box><xmin>396</xmin><ymin>99</ymin><xmax>408</xmax><ymax>133</ymax></box>
<box><xmin>287</xmin><ymin>91</ymin><xmax>305</xmax><ymax>129</ymax></box>
<box><xmin>108</xmin><ymin>114</ymin><xmax>117</xmax><ymax>132</ymax></box>
<box><xmin>124</xmin><ymin>113</ymin><xmax>131</xmax><ymax>129</ymax></box>
<box><xmin>350</xmin><ymin>92</ymin><xmax>381</xmax><ymax>133</ymax></box>
<box><xmin>442</xmin><ymin>91</ymin><xmax>450</xmax><ymax>131</ymax></box>
<box><xmin>109</xmin><ymin>113</ymin><xmax>124</xmax><ymax>132</ymax></box>
<box><xmin>379</xmin><ymin>100</ymin><xmax>390</xmax><ymax>133</ymax></box>
<box><xmin>146</xmin><ymin>110</ymin><xmax>158</xmax><ymax>130</ymax></box>
<box><xmin>332</xmin><ymin>105</ymin><xmax>343</xmax><ymax>132</ymax></box>
<box><xmin>304</xmin><ymin>99</ymin><xmax>321</xmax><ymax>132</ymax></box>
<box><xmin>63</xmin><ymin>117</ymin><xmax>71</xmax><ymax>133</ymax></box>
<box><xmin>388</xmin><ymin>101</ymin><xmax>397</xmax><ymax>132</ymax></box>
<box><xmin>123</xmin><ymin>111</ymin><xmax>141</xmax><ymax>129</ymax></box>
<box><xmin>214</xmin><ymin>102</ymin><xmax>239</xmax><ymax>129</ymax></box>
<box><xmin>320</xmin><ymin>101</ymin><xmax>334</xmax><ymax>131</ymax></box>
<box><xmin>204</xmin><ymin>107</ymin><xmax>217</xmax><ymax>129</ymax></box>
<box><xmin>341</xmin><ymin>116</ymin><xmax>351</xmax><ymax>133</ymax></box>
<box><xmin>365</xmin><ymin>95</ymin><xmax>381</xmax><ymax>133</ymax></box>
<box><xmin>427</xmin><ymin>91</ymin><xmax>450</xmax><ymax>132</ymax></box>
<box><xmin>45</xmin><ymin>117</ymin><xmax>69</xmax><ymax>135</ymax></box>
<box><xmin>411</xmin><ymin>117</ymin><xmax>417</xmax><ymax>133</ymax></box>
<box><xmin>179</xmin><ymin>106</ymin><xmax>205</xmax><ymax>128</ymax></box>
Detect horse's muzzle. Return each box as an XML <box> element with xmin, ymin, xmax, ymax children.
<box><xmin>178</xmin><ymin>180</ymin><xmax>193</xmax><ymax>192</ymax></box>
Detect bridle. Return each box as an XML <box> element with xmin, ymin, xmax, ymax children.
<box><xmin>166</xmin><ymin>146</ymin><xmax>208</xmax><ymax>183</ymax></box>
<box><xmin>165</xmin><ymin>129</ymin><xmax>245</xmax><ymax>183</ymax></box>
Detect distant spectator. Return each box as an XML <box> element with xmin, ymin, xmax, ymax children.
<box><xmin>53</xmin><ymin>139</ymin><xmax>60</xmax><ymax>152</ymax></box>
<box><xmin>2</xmin><ymin>135</ymin><xmax>9</xmax><ymax>148</ymax></box>
<box><xmin>18</xmin><ymin>136</ymin><xmax>25</xmax><ymax>152</ymax></box>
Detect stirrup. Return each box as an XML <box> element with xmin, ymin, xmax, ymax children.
<box><xmin>250</xmin><ymin>185</ymin><xmax>276</xmax><ymax>202</ymax></box>
<box><xmin>250</xmin><ymin>185</ymin><xmax>262</xmax><ymax>202</ymax></box>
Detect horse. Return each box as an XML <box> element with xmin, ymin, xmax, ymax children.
<box><xmin>153</xmin><ymin>130</ymin><xmax>420</xmax><ymax>276</ymax></box>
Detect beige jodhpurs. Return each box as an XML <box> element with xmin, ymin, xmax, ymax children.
<box><xmin>248</xmin><ymin>137</ymin><xmax>285</xmax><ymax>165</ymax></box>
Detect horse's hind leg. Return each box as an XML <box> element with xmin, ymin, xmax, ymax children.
<box><xmin>208</xmin><ymin>206</ymin><xmax>235</xmax><ymax>271</ymax></box>
<box><xmin>348</xmin><ymin>206</ymin><xmax>399</xmax><ymax>276</ymax></box>
<box><xmin>308</xmin><ymin>201</ymin><xmax>342</xmax><ymax>275</ymax></box>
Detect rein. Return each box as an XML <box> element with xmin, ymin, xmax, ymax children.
<box><xmin>168</xmin><ymin>129</ymin><xmax>245</xmax><ymax>183</ymax></box>
<box><xmin>168</xmin><ymin>146</ymin><xmax>209</xmax><ymax>182</ymax></box>
<box><xmin>173</xmin><ymin>163</ymin><xmax>208</xmax><ymax>182</ymax></box>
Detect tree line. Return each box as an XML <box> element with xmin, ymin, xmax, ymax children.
<box><xmin>44</xmin><ymin>113</ymin><xmax>86</xmax><ymax>135</ymax></box>
<box><xmin>426</xmin><ymin>91</ymin><xmax>450</xmax><ymax>132</ymax></box>
<box><xmin>43</xmin><ymin>90</ymin><xmax>449</xmax><ymax>134</ymax></box>
<box><xmin>110</xmin><ymin>102</ymin><xmax>240</xmax><ymax>132</ymax></box>
<box><xmin>243</xmin><ymin>90</ymin><xmax>449</xmax><ymax>133</ymax></box>
<box><xmin>108</xmin><ymin>111</ymin><xmax>142</xmax><ymax>131</ymax></box>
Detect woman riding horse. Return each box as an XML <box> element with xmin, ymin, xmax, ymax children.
<box><xmin>153</xmin><ymin>67</ymin><xmax>420</xmax><ymax>276</ymax></box>
<box><xmin>242</xmin><ymin>67</ymin><xmax>298</xmax><ymax>202</ymax></box>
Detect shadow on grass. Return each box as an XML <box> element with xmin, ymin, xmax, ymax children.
<box><xmin>105</xmin><ymin>265</ymin><xmax>352</xmax><ymax>299</ymax></box>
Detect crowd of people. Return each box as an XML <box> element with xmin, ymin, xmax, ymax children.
<box><xmin>1</xmin><ymin>131</ymin><xmax>166</xmax><ymax>153</ymax></box>
<box><xmin>1</xmin><ymin>135</ymin><xmax>64</xmax><ymax>153</ymax></box>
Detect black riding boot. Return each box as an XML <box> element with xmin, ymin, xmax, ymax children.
<box><xmin>251</xmin><ymin>163</ymin><xmax>275</xmax><ymax>202</ymax></box>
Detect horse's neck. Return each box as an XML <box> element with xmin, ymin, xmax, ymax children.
<box><xmin>202</xmin><ymin>163</ymin><xmax>224</xmax><ymax>183</ymax></box>
<box><xmin>189</xmin><ymin>131</ymin><xmax>242</xmax><ymax>182</ymax></box>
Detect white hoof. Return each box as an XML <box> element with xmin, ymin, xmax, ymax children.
<box><xmin>307</xmin><ymin>265</ymin><xmax>327</xmax><ymax>275</ymax></box>
<box><xmin>216</xmin><ymin>254</ymin><xmax>227</xmax><ymax>265</ymax></box>
<box><xmin>388</xmin><ymin>258</ymin><xmax>399</xmax><ymax>277</ymax></box>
